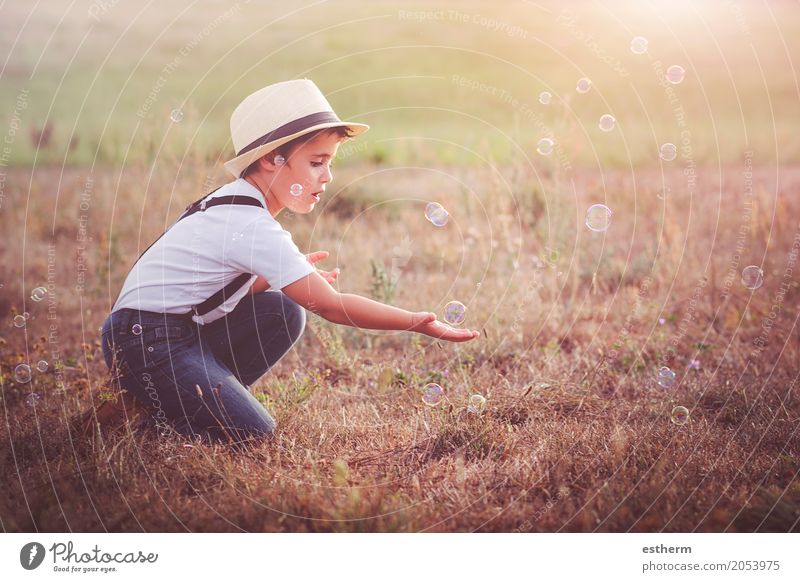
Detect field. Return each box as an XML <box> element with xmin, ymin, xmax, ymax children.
<box><xmin>1</xmin><ymin>0</ymin><xmax>799</xmax><ymax>532</ymax></box>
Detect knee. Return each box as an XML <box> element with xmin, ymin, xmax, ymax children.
<box><xmin>280</xmin><ymin>295</ymin><xmax>306</xmax><ymax>343</ymax></box>
<box><xmin>252</xmin><ymin>291</ymin><xmax>306</xmax><ymax>343</ymax></box>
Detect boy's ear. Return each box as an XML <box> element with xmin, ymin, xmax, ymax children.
<box><xmin>259</xmin><ymin>154</ymin><xmax>277</xmax><ymax>171</ymax></box>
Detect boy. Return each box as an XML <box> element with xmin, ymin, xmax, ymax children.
<box><xmin>99</xmin><ymin>79</ymin><xmax>478</xmax><ymax>445</ymax></box>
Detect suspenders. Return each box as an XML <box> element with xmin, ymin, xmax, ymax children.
<box><xmin>118</xmin><ymin>187</ymin><xmax>266</xmax><ymax>321</ymax></box>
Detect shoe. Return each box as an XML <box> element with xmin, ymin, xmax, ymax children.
<box><xmin>73</xmin><ymin>389</ymin><xmax>148</xmax><ymax>438</ymax></box>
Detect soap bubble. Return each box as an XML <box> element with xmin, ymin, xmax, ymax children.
<box><xmin>425</xmin><ymin>202</ymin><xmax>449</xmax><ymax>227</ymax></box>
<box><xmin>131</xmin><ymin>323</ymin><xmax>143</xmax><ymax>336</ymax></box>
<box><xmin>538</xmin><ymin>91</ymin><xmax>552</xmax><ymax>105</ymax></box>
<box><xmin>36</xmin><ymin>360</ymin><xmax>49</xmax><ymax>373</ymax></box>
<box><xmin>659</xmin><ymin>143</ymin><xmax>678</xmax><ymax>161</ymax></box>
<box><xmin>630</xmin><ymin>36</ymin><xmax>649</xmax><ymax>55</ymax></box>
<box><xmin>467</xmin><ymin>393</ymin><xmax>487</xmax><ymax>414</ymax></box>
<box><xmin>289</xmin><ymin>183</ymin><xmax>304</xmax><ymax>197</ymax></box>
<box><xmin>671</xmin><ymin>405</ymin><xmax>690</xmax><ymax>425</ymax></box>
<box><xmin>422</xmin><ymin>383</ymin><xmax>444</xmax><ymax>406</ymax></box>
<box><xmin>576</xmin><ymin>77</ymin><xmax>592</xmax><ymax>93</ymax></box>
<box><xmin>169</xmin><ymin>109</ymin><xmax>184</xmax><ymax>123</ymax></box>
<box><xmin>666</xmin><ymin>65</ymin><xmax>685</xmax><ymax>85</ymax></box>
<box><xmin>585</xmin><ymin>204</ymin><xmax>612</xmax><ymax>232</ymax></box>
<box><xmin>657</xmin><ymin>366</ymin><xmax>677</xmax><ymax>389</ymax></box>
<box><xmin>598</xmin><ymin>114</ymin><xmax>616</xmax><ymax>132</ymax></box>
<box><xmin>536</xmin><ymin>137</ymin><xmax>554</xmax><ymax>156</ymax></box>
<box><xmin>13</xmin><ymin>315</ymin><xmax>26</xmax><ymax>328</ymax></box>
<box><xmin>23</xmin><ymin>312</ymin><xmax>30</xmax><ymax>320</ymax></box>
<box><xmin>273</xmin><ymin>154</ymin><xmax>285</xmax><ymax>165</ymax></box>
<box><xmin>31</xmin><ymin>286</ymin><xmax>47</xmax><ymax>302</ymax></box>
<box><xmin>26</xmin><ymin>393</ymin><xmax>41</xmax><ymax>407</ymax></box>
<box><xmin>443</xmin><ymin>301</ymin><xmax>467</xmax><ymax>326</ymax></box>
<box><xmin>741</xmin><ymin>266</ymin><xmax>764</xmax><ymax>290</ymax></box>
<box><xmin>14</xmin><ymin>363</ymin><xmax>32</xmax><ymax>383</ymax></box>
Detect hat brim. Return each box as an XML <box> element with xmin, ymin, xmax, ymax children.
<box><xmin>223</xmin><ymin>121</ymin><xmax>369</xmax><ymax>178</ymax></box>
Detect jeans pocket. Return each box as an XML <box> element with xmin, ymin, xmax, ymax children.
<box><xmin>111</xmin><ymin>324</ymin><xmax>192</xmax><ymax>372</ymax></box>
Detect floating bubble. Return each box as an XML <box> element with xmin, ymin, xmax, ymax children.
<box><xmin>289</xmin><ymin>183</ymin><xmax>304</xmax><ymax>197</ymax></box>
<box><xmin>585</xmin><ymin>204</ymin><xmax>612</xmax><ymax>232</ymax></box>
<box><xmin>467</xmin><ymin>393</ymin><xmax>487</xmax><ymax>414</ymax></box>
<box><xmin>169</xmin><ymin>109</ymin><xmax>184</xmax><ymax>123</ymax></box>
<box><xmin>741</xmin><ymin>266</ymin><xmax>764</xmax><ymax>290</ymax></box>
<box><xmin>536</xmin><ymin>137</ymin><xmax>554</xmax><ymax>156</ymax></box>
<box><xmin>671</xmin><ymin>405</ymin><xmax>690</xmax><ymax>425</ymax></box>
<box><xmin>657</xmin><ymin>366</ymin><xmax>677</xmax><ymax>389</ymax></box>
<box><xmin>422</xmin><ymin>383</ymin><xmax>444</xmax><ymax>406</ymax></box>
<box><xmin>147</xmin><ymin>346</ymin><xmax>154</xmax><ymax>352</ymax></box>
<box><xmin>36</xmin><ymin>360</ymin><xmax>49</xmax><ymax>373</ymax></box>
<box><xmin>630</xmin><ymin>36</ymin><xmax>649</xmax><ymax>55</ymax></box>
<box><xmin>538</xmin><ymin>91</ymin><xmax>552</xmax><ymax>105</ymax></box>
<box><xmin>26</xmin><ymin>392</ymin><xmax>41</xmax><ymax>407</ymax></box>
<box><xmin>131</xmin><ymin>323</ymin><xmax>143</xmax><ymax>336</ymax></box>
<box><xmin>443</xmin><ymin>301</ymin><xmax>467</xmax><ymax>326</ymax></box>
<box><xmin>688</xmin><ymin>358</ymin><xmax>701</xmax><ymax>370</ymax></box>
<box><xmin>598</xmin><ymin>114</ymin><xmax>616</xmax><ymax>132</ymax></box>
<box><xmin>576</xmin><ymin>77</ymin><xmax>592</xmax><ymax>94</ymax></box>
<box><xmin>666</xmin><ymin>65</ymin><xmax>685</xmax><ymax>85</ymax></box>
<box><xmin>425</xmin><ymin>202</ymin><xmax>449</xmax><ymax>227</ymax></box>
<box><xmin>273</xmin><ymin>154</ymin><xmax>285</xmax><ymax>165</ymax></box>
<box><xmin>23</xmin><ymin>312</ymin><xmax>31</xmax><ymax>320</ymax></box>
<box><xmin>14</xmin><ymin>363</ymin><xmax>32</xmax><ymax>383</ymax></box>
<box><xmin>659</xmin><ymin>143</ymin><xmax>677</xmax><ymax>161</ymax></box>
<box><xmin>31</xmin><ymin>286</ymin><xmax>47</xmax><ymax>302</ymax></box>
<box><xmin>13</xmin><ymin>315</ymin><xmax>26</xmax><ymax>328</ymax></box>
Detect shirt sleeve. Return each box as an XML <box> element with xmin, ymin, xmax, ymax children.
<box><xmin>225</xmin><ymin>215</ymin><xmax>315</xmax><ymax>290</ymax></box>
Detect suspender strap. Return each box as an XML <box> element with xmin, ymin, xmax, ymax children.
<box><xmin>179</xmin><ymin>194</ymin><xmax>264</xmax><ymax>220</ymax></box>
<box><xmin>180</xmin><ymin>195</ymin><xmax>264</xmax><ymax>318</ymax></box>
<box><xmin>190</xmin><ymin>272</ymin><xmax>254</xmax><ymax>318</ymax></box>
<box><xmin>117</xmin><ymin>186</ymin><xmax>267</xmax><ymax>321</ymax></box>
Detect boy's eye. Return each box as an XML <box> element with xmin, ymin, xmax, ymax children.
<box><xmin>311</xmin><ymin>161</ymin><xmax>333</xmax><ymax>169</ymax></box>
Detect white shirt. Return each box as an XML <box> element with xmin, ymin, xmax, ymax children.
<box><xmin>112</xmin><ymin>178</ymin><xmax>314</xmax><ymax>324</ymax></box>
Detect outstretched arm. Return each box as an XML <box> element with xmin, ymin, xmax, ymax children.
<box><xmin>282</xmin><ymin>271</ymin><xmax>479</xmax><ymax>343</ymax></box>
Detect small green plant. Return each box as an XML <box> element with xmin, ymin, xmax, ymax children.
<box><xmin>369</xmin><ymin>258</ymin><xmax>397</xmax><ymax>304</ymax></box>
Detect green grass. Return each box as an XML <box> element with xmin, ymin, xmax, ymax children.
<box><xmin>1</xmin><ymin>0</ymin><xmax>799</xmax><ymax>168</ymax></box>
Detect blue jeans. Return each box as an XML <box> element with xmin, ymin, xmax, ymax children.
<box><xmin>101</xmin><ymin>291</ymin><xmax>306</xmax><ymax>445</ymax></box>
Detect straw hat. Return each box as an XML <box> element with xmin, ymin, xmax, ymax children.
<box><xmin>223</xmin><ymin>79</ymin><xmax>369</xmax><ymax>178</ymax></box>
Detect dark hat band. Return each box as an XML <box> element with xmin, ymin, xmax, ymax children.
<box><xmin>236</xmin><ymin>111</ymin><xmax>342</xmax><ymax>156</ymax></box>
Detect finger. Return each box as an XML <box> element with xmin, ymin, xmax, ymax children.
<box><xmin>306</xmin><ymin>251</ymin><xmax>329</xmax><ymax>264</ymax></box>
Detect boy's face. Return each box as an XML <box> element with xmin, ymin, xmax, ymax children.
<box><xmin>262</xmin><ymin>131</ymin><xmax>342</xmax><ymax>215</ymax></box>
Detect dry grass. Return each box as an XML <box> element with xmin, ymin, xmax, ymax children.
<box><xmin>1</xmin><ymin>158</ymin><xmax>798</xmax><ymax>532</ymax></box>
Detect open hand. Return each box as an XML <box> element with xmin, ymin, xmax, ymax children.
<box><xmin>409</xmin><ymin>312</ymin><xmax>480</xmax><ymax>343</ymax></box>
<box><xmin>306</xmin><ymin>250</ymin><xmax>340</xmax><ymax>286</ymax></box>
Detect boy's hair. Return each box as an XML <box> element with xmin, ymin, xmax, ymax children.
<box><xmin>241</xmin><ymin>126</ymin><xmax>354</xmax><ymax>178</ymax></box>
